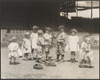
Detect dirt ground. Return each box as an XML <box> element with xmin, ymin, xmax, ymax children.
<box><xmin>1</xmin><ymin>46</ymin><xmax>99</xmax><ymax>79</ymax></box>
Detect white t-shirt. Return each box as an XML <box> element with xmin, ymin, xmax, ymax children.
<box><xmin>30</xmin><ymin>32</ymin><xmax>38</xmax><ymax>49</ymax></box>
<box><xmin>44</xmin><ymin>33</ymin><xmax>52</xmax><ymax>45</ymax></box>
<box><xmin>8</xmin><ymin>42</ymin><xmax>19</xmax><ymax>52</ymax></box>
<box><xmin>8</xmin><ymin>42</ymin><xmax>19</xmax><ymax>57</ymax></box>
<box><xmin>68</xmin><ymin>35</ymin><xmax>79</xmax><ymax>51</ymax></box>
<box><xmin>37</xmin><ymin>36</ymin><xmax>44</xmax><ymax>46</ymax></box>
<box><xmin>22</xmin><ymin>38</ymin><xmax>31</xmax><ymax>53</ymax></box>
<box><xmin>81</xmin><ymin>41</ymin><xmax>91</xmax><ymax>51</ymax></box>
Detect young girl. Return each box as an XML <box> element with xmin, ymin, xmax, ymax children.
<box><xmin>22</xmin><ymin>32</ymin><xmax>31</xmax><ymax>61</ymax></box>
<box><xmin>36</xmin><ymin>29</ymin><xmax>45</xmax><ymax>62</ymax></box>
<box><xmin>68</xmin><ymin>29</ymin><xmax>79</xmax><ymax>63</ymax></box>
<box><xmin>8</xmin><ymin>36</ymin><xmax>19</xmax><ymax>65</ymax></box>
<box><xmin>56</xmin><ymin>25</ymin><xmax>66</xmax><ymax>61</ymax></box>
<box><xmin>79</xmin><ymin>35</ymin><xmax>94</xmax><ymax>68</ymax></box>
<box><xmin>30</xmin><ymin>25</ymin><xmax>39</xmax><ymax>60</ymax></box>
<box><xmin>44</xmin><ymin>27</ymin><xmax>53</xmax><ymax>60</ymax></box>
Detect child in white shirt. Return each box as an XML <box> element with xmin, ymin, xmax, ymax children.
<box><xmin>68</xmin><ymin>29</ymin><xmax>79</xmax><ymax>63</ymax></box>
<box><xmin>8</xmin><ymin>37</ymin><xmax>19</xmax><ymax>65</ymax></box>
<box><xmin>22</xmin><ymin>32</ymin><xmax>31</xmax><ymax>61</ymax></box>
<box><xmin>44</xmin><ymin>27</ymin><xmax>53</xmax><ymax>60</ymax></box>
<box><xmin>36</xmin><ymin>29</ymin><xmax>45</xmax><ymax>62</ymax></box>
<box><xmin>79</xmin><ymin>36</ymin><xmax>94</xmax><ymax>68</ymax></box>
<box><xmin>30</xmin><ymin>25</ymin><xmax>39</xmax><ymax>60</ymax></box>
<box><xmin>56</xmin><ymin>25</ymin><xmax>66</xmax><ymax>61</ymax></box>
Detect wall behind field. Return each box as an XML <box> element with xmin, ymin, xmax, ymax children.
<box><xmin>60</xmin><ymin>17</ymin><xmax>99</xmax><ymax>33</ymax></box>
<box><xmin>1</xmin><ymin>0</ymin><xmax>99</xmax><ymax>33</ymax></box>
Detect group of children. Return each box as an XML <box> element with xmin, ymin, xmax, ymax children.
<box><xmin>8</xmin><ymin>25</ymin><xmax>94</xmax><ymax>68</ymax></box>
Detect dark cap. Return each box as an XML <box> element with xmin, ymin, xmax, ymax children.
<box><xmin>58</xmin><ymin>25</ymin><xmax>65</xmax><ymax>29</ymax></box>
<box><xmin>70</xmin><ymin>29</ymin><xmax>78</xmax><ymax>33</ymax></box>
<box><xmin>45</xmin><ymin>27</ymin><xmax>51</xmax><ymax>31</ymax></box>
<box><xmin>33</xmin><ymin>25</ymin><xmax>39</xmax><ymax>29</ymax></box>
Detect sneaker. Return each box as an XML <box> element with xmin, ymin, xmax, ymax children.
<box><xmin>60</xmin><ymin>59</ymin><xmax>64</xmax><ymax>62</ymax></box>
<box><xmin>46</xmin><ymin>59</ymin><xmax>49</xmax><ymax>61</ymax></box>
<box><xmin>13</xmin><ymin>62</ymin><xmax>17</xmax><ymax>65</ymax></box>
<box><xmin>71</xmin><ymin>59</ymin><xmax>74</xmax><ymax>63</ymax></box>
<box><xmin>19</xmin><ymin>56</ymin><xmax>22</xmax><ymax>58</ymax></box>
<box><xmin>56</xmin><ymin>59</ymin><xmax>60</xmax><ymax>62</ymax></box>
<box><xmin>28</xmin><ymin>58</ymin><xmax>32</xmax><ymax>60</ymax></box>
<box><xmin>9</xmin><ymin>61</ymin><xmax>13</xmax><ymax>65</ymax></box>
<box><xmin>88</xmin><ymin>66</ymin><xmax>94</xmax><ymax>68</ymax></box>
<box><xmin>72</xmin><ymin>59</ymin><xmax>76</xmax><ymax>63</ymax></box>
<box><xmin>79</xmin><ymin>65</ymin><xmax>83</xmax><ymax>68</ymax></box>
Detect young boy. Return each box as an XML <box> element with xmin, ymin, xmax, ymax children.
<box><xmin>8</xmin><ymin>36</ymin><xmax>19</xmax><ymax>65</ymax></box>
<box><xmin>56</xmin><ymin>25</ymin><xmax>66</xmax><ymax>61</ymax></box>
<box><xmin>68</xmin><ymin>29</ymin><xmax>79</xmax><ymax>63</ymax></box>
<box><xmin>36</xmin><ymin>29</ymin><xmax>45</xmax><ymax>62</ymax></box>
<box><xmin>79</xmin><ymin>35</ymin><xmax>94</xmax><ymax>68</ymax></box>
<box><xmin>22</xmin><ymin>32</ymin><xmax>31</xmax><ymax>61</ymax></box>
<box><xmin>30</xmin><ymin>25</ymin><xmax>39</xmax><ymax>60</ymax></box>
<box><xmin>44</xmin><ymin>27</ymin><xmax>53</xmax><ymax>60</ymax></box>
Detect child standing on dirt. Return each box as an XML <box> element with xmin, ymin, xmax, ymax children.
<box><xmin>8</xmin><ymin>36</ymin><xmax>19</xmax><ymax>65</ymax></box>
<box><xmin>68</xmin><ymin>29</ymin><xmax>79</xmax><ymax>63</ymax></box>
<box><xmin>56</xmin><ymin>25</ymin><xmax>66</xmax><ymax>61</ymax></box>
<box><xmin>79</xmin><ymin>35</ymin><xmax>94</xmax><ymax>68</ymax></box>
<box><xmin>44</xmin><ymin>27</ymin><xmax>53</xmax><ymax>60</ymax></box>
<box><xmin>36</xmin><ymin>29</ymin><xmax>45</xmax><ymax>62</ymax></box>
<box><xmin>30</xmin><ymin>26</ymin><xmax>39</xmax><ymax>60</ymax></box>
<box><xmin>22</xmin><ymin>32</ymin><xmax>31</xmax><ymax>61</ymax></box>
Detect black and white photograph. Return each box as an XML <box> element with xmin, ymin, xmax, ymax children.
<box><xmin>1</xmin><ymin>0</ymin><xmax>99</xmax><ymax>79</ymax></box>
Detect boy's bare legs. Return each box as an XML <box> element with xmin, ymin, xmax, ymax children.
<box><xmin>31</xmin><ymin>49</ymin><xmax>34</xmax><ymax>60</ymax></box>
<box><xmin>71</xmin><ymin>51</ymin><xmax>76</xmax><ymax>63</ymax></box>
<box><xmin>13</xmin><ymin>57</ymin><xmax>16</xmax><ymax>64</ymax></box>
<box><xmin>61</xmin><ymin>54</ymin><xmax>64</xmax><ymax>59</ymax></box>
<box><xmin>9</xmin><ymin>56</ymin><xmax>13</xmax><ymax>64</ymax></box>
<box><xmin>26</xmin><ymin>53</ymin><xmax>29</xmax><ymax>61</ymax></box>
<box><xmin>73</xmin><ymin>51</ymin><xmax>76</xmax><ymax>62</ymax></box>
<box><xmin>46</xmin><ymin>51</ymin><xmax>49</xmax><ymax>61</ymax></box>
<box><xmin>87</xmin><ymin>56</ymin><xmax>93</xmax><ymax>68</ymax></box>
<box><xmin>56</xmin><ymin>54</ymin><xmax>60</xmax><ymax>61</ymax></box>
<box><xmin>71</xmin><ymin>51</ymin><xmax>73</xmax><ymax>62</ymax></box>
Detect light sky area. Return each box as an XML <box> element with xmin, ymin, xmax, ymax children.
<box><xmin>68</xmin><ymin>1</ymin><xmax>99</xmax><ymax>18</ymax></box>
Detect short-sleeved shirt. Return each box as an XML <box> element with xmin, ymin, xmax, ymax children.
<box><xmin>22</xmin><ymin>38</ymin><xmax>31</xmax><ymax>53</ymax></box>
<box><xmin>81</xmin><ymin>41</ymin><xmax>91</xmax><ymax>52</ymax></box>
<box><xmin>30</xmin><ymin>32</ymin><xmax>38</xmax><ymax>48</ymax></box>
<box><xmin>57</xmin><ymin>32</ymin><xmax>66</xmax><ymax>43</ymax></box>
<box><xmin>37</xmin><ymin>36</ymin><xmax>44</xmax><ymax>46</ymax></box>
<box><xmin>8</xmin><ymin>42</ymin><xmax>19</xmax><ymax>57</ymax></box>
<box><xmin>8</xmin><ymin>42</ymin><xmax>19</xmax><ymax>52</ymax></box>
<box><xmin>44</xmin><ymin>33</ymin><xmax>52</xmax><ymax>45</ymax></box>
<box><xmin>68</xmin><ymin>35</ymin><xmax>79</xmax><ymax>51</ymax></box>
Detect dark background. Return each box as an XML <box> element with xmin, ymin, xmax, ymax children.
<box><xmin>1</xmin><ymin>0</ymin><xmax>60</xmax><ymax>29</ymax></box>
<box><xmin>0</xmin><ymin>0</ymin><xmax>99</xmax><ymax>33</ymax></box>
